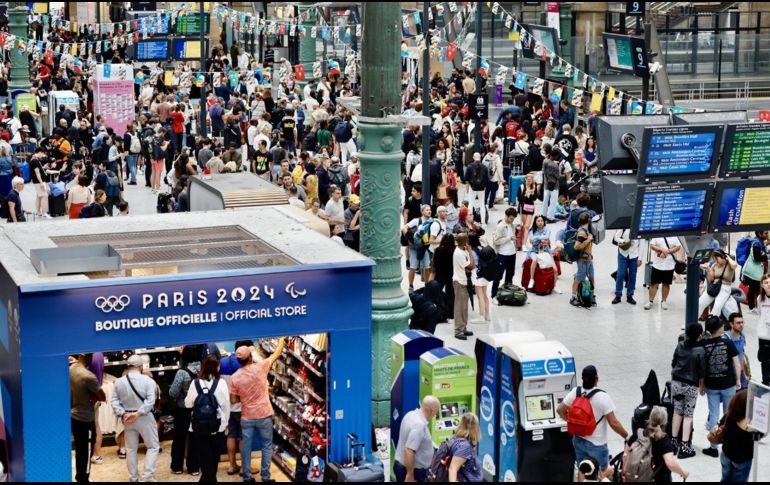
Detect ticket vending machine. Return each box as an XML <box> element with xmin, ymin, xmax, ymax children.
<box><xmin>499</xmin><ymin>341</ymin><xmax>576</xmax><ymax>482</ymax></box>
<box><xmin>419</xmin><ymin>348</ymin><xmax>477</xmax><ymax>446</ymax></box>
<box><xmin>390</xmin><ymin>330</ymin><xmax>443</xmax><ymax>480</ymax></box>
<box><xmin>475</xmin><ymin>332</ymin><xmax>546</xmax><ymax>482</ymax></box>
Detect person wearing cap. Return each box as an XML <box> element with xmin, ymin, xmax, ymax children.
<box><xmin>557</xmin><ymin>366</ymin><xmax>628</xmax><ymax>481</ymax></box>
<box><xmin>698</xmin><ymin>249</ymin><xmax>738</xmax><ymax>320</ymax></box>
<box><xmin>343</xmin><ymin>194</ymin><xmax>362</xmax><ymax>251</ymax></box>
<box><xmin>402</xmin><ymin>204</ymin><xmax>435</xmax><ymax>291</ymax></box>
<box><xmin>111</xmin><ymin>355</ymin><xmax>160</xmax><ymax>483</ymax></box>
<box><xmin>230</xmin><ymin>338</ymin><xmax>287</xmax><ymax>483</ymax></box>
<box><xmin>431</xmin><ymin>206</ymin><xmax>449</xmax><ymax>254</ymax></box>
<box><xmin>70</xmin><ymin>353</ymin><xmax>106</xmax><ymax>484</ymax></box>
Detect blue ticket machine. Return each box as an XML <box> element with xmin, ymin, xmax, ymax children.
<box><xmin>390</xmin><ymin>330</ymin><xmax>443</xmax><ymax>480</ymax></box>
<box><xmin>499</xmin><ymin>341</ymin><xmax>576</xmax><ymax>482</ymax></box>
<box><xmin>475</xmin><ymin>331</ymin><xmax>545</xmax><ymax>482</ymax></box>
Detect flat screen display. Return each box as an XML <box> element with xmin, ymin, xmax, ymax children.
<box><xmin>638</xmin><ymin>125</ymin><xmax>722</xmax><ymax>182</ymax></box>
<box><xmin>135</xmin><ymin>39</ymin><xmax>169</xmax><ymax>61</ymax></box>
<box><xmin>631</xmin><ymin>182</ymin><xmax>714</xmax><ymax>239</ymax></box>
<box><xmin>132</xmin><ymin>12</ymin><xmax>170</xmax><ymax>35</ymax></box>
<box><xmin>605</xmin><ymin>35</ymin><xmax>633</xmax><ymax>72</ymax></box>
<box><xmin>525</xmin><ymin>394</ymin><xmax>554</xmax><ymax>422</ymax></box>
<box><xmin>521</xmin><ymin>24</ymin><xmax>560</xmax><ymax>60</ymax></box>
<box><xmin>174</xmin><ymin>13</ymin><xmax>210</xmax><ymax>35</ymax></box>
<box><xmin>710</xmin><ymin>180</ymin><xmax>770</xmax><ymax>233</ymax></box>
<box><xmin>719</xmin><ymin>123</ymin><xmax>770</xmax><ymax>178</ymax></box>
<box><xmin>172</xmin><ymin>39</ymin><xmax>207</xmax><ymax>60</ymax></box>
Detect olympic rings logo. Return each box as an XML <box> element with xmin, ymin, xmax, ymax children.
<box><xmin>95</xmin><ymin>295</ymin><xmax>131</xmax><ymax>313</ymax></box>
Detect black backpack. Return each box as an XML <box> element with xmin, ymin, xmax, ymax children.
<box><xmin>470</xmin><ymin>162</ymin><xmax>487</xmax><ymax>191</ymax></box>
<box><xmin>191</xmin><ymin>379</ymin><xmax>220</xmax><ymax>437</ymax></box>
<box><xmin>477</xmin><ymin>246</ymin><xmax>500</xmax><ymax>281</ymax></box>
<box><xmin>303</xmin><ymin>132</ymin><xmax>317</xmax><ymax>152</ymax></box>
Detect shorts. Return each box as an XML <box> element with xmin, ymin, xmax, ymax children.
<box><xmin>227</xmin><ymin>411</ymin><xmax>242</xmax><ymax>440</ymax></box>
<box><xmin>151</xmin><ymin>159</ymin><xmax>165</xmax><ymax>173</ymax></box>
<box><xmin>671</xmin><ymin>380</ymin><xmax>699</xmax><ymax>418</ymax></box>
<box><xmin>476</xmin><ymin>277</ymin><xmax>490</xmax><ymax>287</ymax></box>
<box><xmin>651</xmin><ymin>267</ymin><xmax>674</xmax><ymax>286</ymax></box>
<box><xmin>34</xmin><ymin>183</ymin><xmax>48</xmax><ymax>197</ymax></box>
<box><xmin>573</xmin><ymin>436</ymin><xmax>609</xmax><ymax>470</ymax></box>
<box><xmin>575</xmin><ymin>261</ymin><xmax>594</xmax><ymax>281</ymax></box>
<box><xmin>409</xmin><ymin>247</ymin><xmax>431</xmax><ymax>270</ymax></box>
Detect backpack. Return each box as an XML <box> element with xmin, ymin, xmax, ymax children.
<box><xmin>562</xmin><ymin>228</ymin><xmax>579</xmax><ymax>264</ymax></box>
<box><xmin>505</xmin><ymin>120</ymin><xmax>519</xmax><ymax>138</ymax></box>
<box><xmin>428</xmin><ymin>438</ymin><xmax>464</xmax><ymax>482</ymax></box>
<box><xmin>577</xmin><ymin>278</ymin><xmax>594</xmax><ymax>308</ymax></box>
<box><xmin>128</xmin><ymin>133</ymin><xmax>141</xmax><ymax>153</ymax></box>
<box><xmin>329</xmin><ymin>165</ymin><xmax>348</xmax><ymax>190</ymax></box>
<box><xmin>334</xmin><ymin>121</ymin><xmax>352</xmax><ymax>143</ymax></box>
<box><xmin>496</xmin><ymin>283</ymin><xmax>527</xmax><ymax>307</ymax></box>
<box><xmin>622</xmin><ymin>430</ymin><xmax>657</xmax><ymax>483</ymax></box>
<box><xmin>736</xmin><ymin>236</ymin><xmax>759</xmax><ymax>266</ymax></box>
<box><xmin>78</xmin><ymin>203</ymin><xmax>94</xmax><ymax>219</ymax></box>
<box><xmin>470</xmin><ymin>163</ymin><xmax>487</xmax><ymax>191</ymax></box>
<box><xmin>104</xmin><ymin>171</ymin><xmax>120</xmax><ymax>198</ymax></box>
<box><xmin>566</xmin><ymin>387</ymin><xmax>605</xmax><ymax>437</ymax></box>
<box><xmin>0</xmin><ymin>193</ymin><xmax>10</xmax><ymax>219</ymax></box>
<box><xmin>413</xmin><ymin>219</ymin><xmax>437</xmax><ymax>248</ymax></box>
<box><xmin>191</xmin><ymin>379</ymin><xmax>220</xmax><ymax>437</ymax></box>
<box><xmin>477</xmin><ymin>246</ymin><xmax>500</xmax><ymax>281</ymax></box>
<box><xmin>303</xmin><ymin>132</ymin><xmax>317</xmax><ymax>152</ymax></box>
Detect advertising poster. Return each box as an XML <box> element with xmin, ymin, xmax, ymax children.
<box><xmin>94</xmin><ymin>65</ymin><xmax>135</xmax><ymax>132</ymax></box>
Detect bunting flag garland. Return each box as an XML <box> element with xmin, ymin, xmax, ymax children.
<box><xmin>571</xmin><ymin>89</ymin><xmax>584</xmax><ymax>107</ymax></box>
<box><xmin>462</xmin><ymin>51</ymin><xmax>473</xmax><ymax>69</ymax></box>
<box><xmin>531</xmin><ymin>78</ymin><xmax>545</xmax><ymax>96</ymax></box>
<box><xmin>312</xmin><ymin>62</ymin><xmax>322</xmax><ymax>79</ymax></box>
<box><xmin>495</xmin><ymin>66</ymin><xmax>508</xmax><ymax>86</ymax></box>
<box><xmin>514</xmin><ymin>71</ymin><xmax>527</xmax><ymax>90</ymax></box>
<box><xmin>608</xmin><ymin>96</ymin><xmax>622</xmax><ymax>115</ymax></box>
<box><xmin>549</xmin><ymin>85</ymin><xmax>564</xmax><ymax>104</ymax></box>
<box><xmin>479</xmin><ymin>58</ymin><xmax>490</xmax><ymax>77</ymax></box>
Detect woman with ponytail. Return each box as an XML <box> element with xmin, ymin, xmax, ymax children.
<box><xmin>626</xmin><ymin>406</ymin><xmax>689</xmax><ymax>482</ymax></box>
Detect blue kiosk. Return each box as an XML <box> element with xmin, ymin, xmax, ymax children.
<box><xmin>0</xmin><ymin>209</ymin><xmax>374</xmax><ymax>482</ymax></box>
<box><xmin>475</xmin><ymin>331</ymin><xmax>546</xmax><ymax>482</ymax></box>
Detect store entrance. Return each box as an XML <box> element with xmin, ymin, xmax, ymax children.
<box><xmin>69</xmin><ymin>335</ymin><xmax>328</xmax><ymax>483</ymax></box>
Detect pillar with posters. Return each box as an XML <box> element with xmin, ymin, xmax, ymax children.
<box><xmin>93</xmin><ymin>64</ymin><xmax>136</xmax><ymax>133</ymax></box>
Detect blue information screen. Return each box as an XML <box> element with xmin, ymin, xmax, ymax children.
<box><xmin>711</xmin><ymin>181</ymin><xmax>770</xmax><ymax>232</ymax></box>
<box><xmin>136</xmin><ymin>39</ymin><xmax>169</xmax><ymax>61</ymax></box>
<box><xmin>634</xmin><ymin>184</ymin><xmax>712</xmax><ymax>237</ymax></box>
<box><xmin>641</xmin><ymin>126</ymin><xmax>720</xmax><ymax>180</ymax></box>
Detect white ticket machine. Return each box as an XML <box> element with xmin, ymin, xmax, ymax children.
<box><xmin>499</xmin><ymin>340</ymin><xmax>576</xmax><ymax>482</ymax></box>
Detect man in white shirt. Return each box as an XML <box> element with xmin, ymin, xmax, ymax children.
<box><xmin>645</xmin><ymin>237</ymin><xmax>682</xmax><ymax>310</ymax></box>
<box><xmin>557</xmin><ymin>366</ymin><xmax>629</xmax><ymax>481</ymax></box>
<box><xmin>303</xmin><ymin>79</ymin><xmax>316</xmax><ymax>101</ymax></box>
<box><xmin>317</xmin><ymin>76</ymin><xmax>332</xmax><ymax>102</ymax></box>
<box><xmin>429</xmin><ymin>206</ymin><xmax>448</xmax><ymax>254</ymax></box>
<box><xmin>453</xmin><ymin>233</ymin><xmax>475</xmax><ymax>341</ymax></box>
<box><xmin>492</xmin><ymin>207</ymin><xmax>520</xmax><ymax>298</ymax></box>
<box><xmin>401</xmin><ymin>205</ymin><xmax>434</xmax><ymax>291</ymax></box>
<box><xmin>394</xmin><ymin>396</ymin><xmax>440</xmax><ymax>482</ymax></box>
<box><xmin>612</xmin><ymin>229</ymin><xmax>644</xmax><ymax>306</ymax></box>
<box><xmin>324</xmin><ymin>187</ymin><xmax>346</xmax><ymax>236</ymax></box>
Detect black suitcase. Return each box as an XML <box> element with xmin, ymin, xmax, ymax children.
<box><xmin>48</xmin><ymin>194</ymin><xmax>66</xmax><ymax>217</ymax></box>
<box><xmin>325</xmin><ymin>433</ymin><xmax>384</xmax><ymax>482</ymax></box>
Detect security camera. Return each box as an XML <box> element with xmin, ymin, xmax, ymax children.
<box><xmin>649</xmin><ymin>62</ymin><xmax>662</xmax><ymax>75</ymax></box>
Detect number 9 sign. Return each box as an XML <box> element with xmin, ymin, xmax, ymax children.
<box><xmin>626</xmin><ymin>1</ymin><xmax>645</xmax><ymax>16</ymax></box>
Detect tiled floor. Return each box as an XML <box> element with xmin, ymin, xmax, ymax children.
<box><xmin>20</xmin><ymin>176</ymin><xmax>770</xmax><ymax>482</ymax></box>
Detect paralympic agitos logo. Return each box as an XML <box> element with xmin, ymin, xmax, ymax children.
<box><xmin>95</xmin><ymin>295</ymin><xmax>131</xmax><ymax>313</ymax></box>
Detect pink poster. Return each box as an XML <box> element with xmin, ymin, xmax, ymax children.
<box><xmin>94</xmin><ymin>80</ymin><xmax>135</xmax><ymax>132</ymax></box>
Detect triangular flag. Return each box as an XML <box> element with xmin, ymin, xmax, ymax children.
<box><xmin>514</xmin><ymin>71</ymin><xmax>526</xmax><ymax>90</ymax></box>
<box><xmin>590</xmin><ymin>92</ymin><xmax>604</xmax><ymax>112</ymax></box>
<box><xmin>532</xmin><ymin>78</ymin><xmax>545</xmax><ymax>95</ymax></box>
<box><xmin>571</xmin><ymin>89</ymin><xmax>584</xmax><ymax>107</ymax></box>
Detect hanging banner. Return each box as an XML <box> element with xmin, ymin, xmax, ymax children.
<box><xmin>446</xmin><ymin>43</ymin><xmax>457</xmax><ymax>61</ymax></box>
<box><xmin>94</xmin><ymin>64</ymin><xmax>135</xmax><ymax>132</ymax></box>
<box><xmin>294</xmin><ymin>65</ymin><xmax>306</xmax><ymax>81</ymax></box>
<box><xmin>531</xmin><ymin>77</ymin><xmax>545</xmax><ymax>95</ymax></box>
<box><xmin>514</xmin><ymin>71</ymin><xmax>527</xmax><ymax>90</ymax></box>
<box><xmin>571</xmin><ymin>89</ymin><xmax>584</xmax><ymax>107</ymax></box>
<box><xmin>546</xmin><ymin>2</ymin><xmax>561</xmax><ymax>37</ymax></box>
<box><xmin>590</xmin><ymin>92</ymin><xmax>603</xmax><ymax>112</ymax></box>
<box><xmin>608</xmin><ymin>96</ymin><xmax>622</xmax><ymax>115</ymax></box>
<box><xmin>550</xmin><ymin>86</ymin><xmax>564</xmax><ymax>104</ymax></box>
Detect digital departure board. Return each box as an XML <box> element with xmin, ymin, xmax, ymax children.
<box><xmin>135</xmin><ymin>39</ymin><xmax>169</xmax><ymax>62</ymax></box>
<box><xmin>172</xmin><ymin>39</ymin><xmax>207</xmax><ymax>60</ymax></box>
<box><xmin>710</xmin><ymin>180</ymin><xmax>770</xmax><ymax>233</ymax></box>
<box><xmin>719</xmin><ymin>123</ymin><xmax>770</xmax><ymax>178</ymax></box>
<box><xmin>174</xmin><ymin>13</ymin><xmax>210</xmax><ymax>35</ymax></box>
<box><xmin>638</xmin><ymin>125</ymin><xmax>722</xmax><ymax>182</ymax></box>
<box><xmin>631</xmin><ymin>182</ymin><xmax>714</xmax><ymax>239</ymax></box>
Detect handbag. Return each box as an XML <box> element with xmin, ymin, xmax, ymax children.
<box><xmin>707</xmin><ymin>424</ymin><xmax>725</xmax><ymax>445</ymax></box>
<box><xmin>707</xmin><ymin>265</ymin><xmax>727</xmax><ymax>297</ymax></box>
<box><xmin>523</xmin><ymin>203</ymin><xmax>535</xmax><ymax>213</ymax></box>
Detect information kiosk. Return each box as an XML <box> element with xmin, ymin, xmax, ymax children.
<box><xmin>475</xmin><ymin>332</ymin><xmax>546</xmax><ymax>482</ymax></box>
<box><xmin>390</xmin><ymin>330</ymin><xmax>443</xmax><ymax>479</ymax></box>
<box><xmin>419</xmin><ymin>348</ymin><xmax>477</xmax><ymax>446</ymax></box>
<box><xmin>0</xmin><ymin>209</ymin><xmax>374</xmax><ymax>482</ymax></box>
<box><xmin>499</xmin><ymin>341</ymin><xmax>576</xmax><ymax>482</ymax></box>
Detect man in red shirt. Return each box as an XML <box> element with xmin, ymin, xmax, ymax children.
<box><xmin>169</xmin><ymin>105</ymin><xmax>185</xmax><ymax>154</ymax></box>
<box><xmin>36</xmin><ymin>61</ymin><xmax>51</xmax><ymax>91</ymax></box>
<box><xmin>230</xmin><ymin>338</ymin><xmax>285</xmax><ymax>483</ymax></box>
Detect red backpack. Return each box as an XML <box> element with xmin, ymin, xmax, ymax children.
<box><xmin>566</xmin><ymin>387</ymin><xmax>605</xmax><ymax>437</ymax></box>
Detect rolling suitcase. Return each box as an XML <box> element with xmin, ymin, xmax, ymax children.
<box><xmin>521</xmin><ymin>261</ymin><xmax>556</xmax><ymax>296</ymax></box>
<box><xmin>508</xmin><ymin>175</ymin><xmax>526</xmax><ymax>205</ymax></box>
<box><xmin>48</xmin><ymin>194</ymin><xmax>66</xmax><ymax>217</ymax></box>
<box><xmin>326</xmin><ymin>433</ymin><xmax>385</xmax><ymax>482</ymax></box>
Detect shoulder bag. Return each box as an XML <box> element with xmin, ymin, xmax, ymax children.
<box><xmin>664</xmin><ymin>239</ymin><xmax>687</xmax><ymax>275</ymax></box>
<box><xmin>707</xmin><ymin>266</ymin><xmax>727</xmax><ymax>298</ymax></box>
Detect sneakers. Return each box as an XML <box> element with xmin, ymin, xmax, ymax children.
<box><xmin>702</xmin><ymin>447</ymin><xmax>719</xmax><ymax>458</ymax></box>
<box><xmin>118</xmin><ymin>449</ymin><xmax>127</xmax><ymax>459</ymax></box>
<box><xmin>484</xmin><ymin>314</ymin><xmax>492</xmax><ymax>322</ymax></box>
<box><xmin>90</xmin><ymin>456</ymin><xmax>103</xmax><ymax>465</ymax></box>
<box><xmin>570</xmin><ymin>297</ymin><xmax>581</xmax><ymax>307</ymax></box>
<box><xmin>627</xmin><ymin>296</ymin><xmax>637</xmax><ymax>305</ymax></box>
<box><xmin>527</xmin><ymin>279</ymin><xmax>535</xmax><ymax>290</ymax></box>
<box><xmin>227</xmin><ymin>466</ymin><xmax>242</xmax><ymax>476</ymax></box>
<box><xmin>661</xmin><ymin>301</ymin><xmax>669</xmax><ymax>310</ymax></box>
<box><xmin>678</xmin><ymin>443</ymin><xmax>696</xmax><ymax>459</ymax></box>
<box><xmin>644</xmin><ymin>301</ymin><xmax>654</xmax><ymax>310</ymax></box>
<box><xmin>612</xmin><ymin>296</ymin><xmax>622</xmax><ymax>305</ymax></box>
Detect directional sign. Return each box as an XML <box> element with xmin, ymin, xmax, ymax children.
<box><xmin>470</xmin><ymin>94</ymin><xmax>489</xmax><ymax>121</ymax></box>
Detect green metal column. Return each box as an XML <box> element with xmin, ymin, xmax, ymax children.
<box><xmin>359</xmin><ymin>2</ymin><xmax>411</xmax><ymax>427</ymax></box>
<box><xmin>8</xmin><ymin>2</ymin><xmax>29</xmax><ymax>93</ymax></box>
<box><xmin>298</xmin><ymin>5</ymin><xmax>317</xmax><ymax>89</ymax></box>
